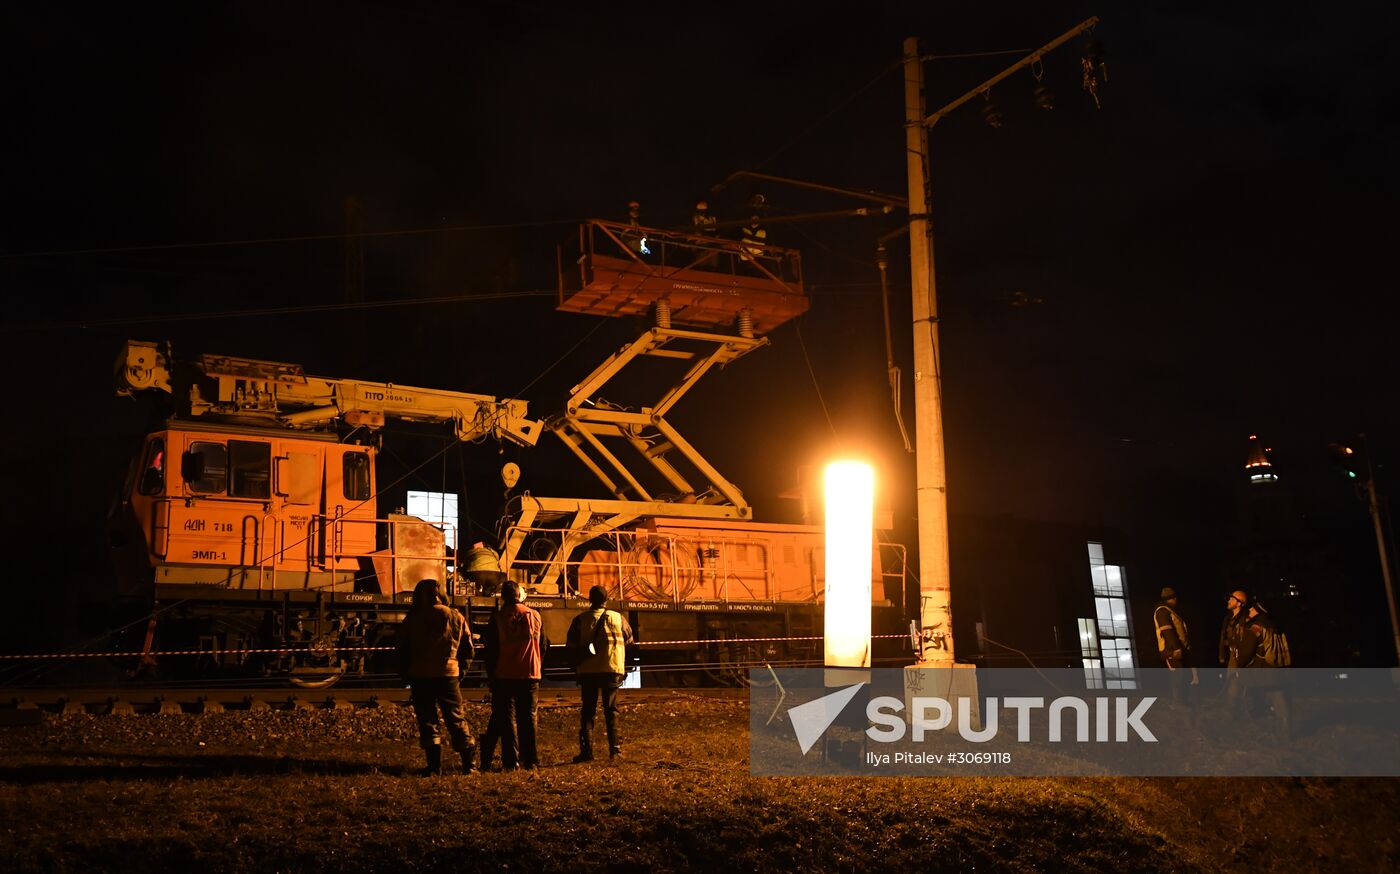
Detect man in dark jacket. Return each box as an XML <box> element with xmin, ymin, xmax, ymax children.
<box><xmin>396</xmin><ymin>578</ymin><xmax>476</xmax><ymax>776</ymax></box>
<box><xmin>1238</xmin><ymin>602</ymin><xmax>1292</xmax><ymax>738</ymax></box>
<box><xmin>1219</xmin><ymin>588</ymin><xmax>1251</xmax><ymax>718</ymax></box>
<box><xmin>568</xmin><ymin>585</ymin><xmax>635</xmax><ymax>762</ymax></box>
<box><xmin>480</xmin><ymin>581</ymin><xmax>549</xmax><ymax>770</ymax></box>
<box><xmin>1219</xmin><ymin>589</ymin><xmax>1249</xmax><ymax>668</ymax></box>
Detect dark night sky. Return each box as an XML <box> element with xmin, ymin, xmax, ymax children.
<box><xmin>3</xmin><ymin>2</ymin><xmax>1398</xmax><ymax>633</ymax></box>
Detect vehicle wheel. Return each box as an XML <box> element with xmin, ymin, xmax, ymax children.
<box><xmin>288</xmin><ymin>667</ymin><xmax>344</xmax><ymax>690</ymax></box>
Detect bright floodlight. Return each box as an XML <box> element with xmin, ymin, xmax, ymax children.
<box><xmin>825</xmin><ymin>460</ymin><xmax>874</xmax><ymax>669</ymax></box>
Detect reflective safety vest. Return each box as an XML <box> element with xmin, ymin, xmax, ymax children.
<box><xmin>741</xmin><ymin>223</ymin><xmax>767</xmax><ymax>256</ymax></box>
<box><xmin>568</xmin><ymin>608</ymin><xmax>633</xmax><ymax>676</ymax></box>
<box><xmin>1154</xmin><ymin>603</ymin><xmax>1189</xmax><ymax>654</ymax></box>
<box><xmin>693</xmin><ymin>212</ymin><xmax>717</xmax><ymax>235</ymax></box>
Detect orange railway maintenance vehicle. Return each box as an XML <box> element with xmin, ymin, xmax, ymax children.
<box><xmin>108</xmin><ymin>220</ymin><xmax>910</xmax><ymax>687</ymax></box>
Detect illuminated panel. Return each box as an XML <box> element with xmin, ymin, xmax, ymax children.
<box><xmin>1085</xmin><ymin>541</ymin><xmax>1136</xmax><ymax>689</ymax></box>
<box><xmin>824</xmin><ymin>461</ymin><xmax>874</xmax><ymax>669</ymax></box>
<box><xmin>407</xmin><ymin>490</ymin><xmax>459</xmax><ymax>550</ymax></box>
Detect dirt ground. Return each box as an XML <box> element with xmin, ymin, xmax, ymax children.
<box><xmin>1</xmin><ymin>695</ymin><xmax>1397</xmax><ymax>872</ymax></box>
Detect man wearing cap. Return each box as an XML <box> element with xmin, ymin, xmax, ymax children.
<box><xmin>567</xmin><ymin>585</ymin><xmax>635</xmax><ymax>763</ymax></box>
<box><xmin>1154</xmin><ymin>587</ymin><xmax>1198</xmax><ymax>710</ymax></box>
<box><xmin>396</xmin><ymin>578</ymin><xmax>476</xmax><ymax>776</ymax></box>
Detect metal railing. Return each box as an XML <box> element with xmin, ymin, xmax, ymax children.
<box><xmin>503</xmin><ymin>524</ymin><xmax>784</xmax><ymax>603</ymax></box>
<box><xmin>242</xmin><ymin>513</ymin><xmax>458</xmax><ymax>595</ymax></box>
<box><xmin>570</xmin><ymin>219</ymin><xmax>804</xmax><ymax>289</ymax></box>
<box><xmin>500</xmin><ymin>525</ymin><xmax>904</xmax><ymax>606</ymax></box>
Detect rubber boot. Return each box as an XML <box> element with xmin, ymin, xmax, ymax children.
<box><xmin>574</xmin><ymin>725</ymin><xmax>594</xmax><ymax>763</ymax></box>
<box><xmin>606</xmin><ymin>721</ymin><xmax>621</xmax><ymax>760</ymax></box>
<box><xmin>459</xmin><ymin>745</ymin><xmax>477</xmax><ymax>774</ymax></box>
<box><xmin>419</xmin><ymin>744</ymin><xmax>443</xmax><ymax>777</ymax></box>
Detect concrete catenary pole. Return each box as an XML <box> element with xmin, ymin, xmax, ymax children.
<box><xmin>902</xmin><ymin>37</ymin><xmax>955</xmax><ymax>666</ymax></box>
<box><xmin>899</xmin><ymin>20</ymin><xmax>1099</xmax><ymax>667</ymax></box>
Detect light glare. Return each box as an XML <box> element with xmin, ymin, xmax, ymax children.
<box><xmin>825</xmin><ymin>461</ymin><xmax>874</xmax><ymax>668</ymax></box>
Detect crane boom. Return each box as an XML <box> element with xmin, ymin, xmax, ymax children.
<box><xmin>117</xmin><ymin>340</ymin><xmax>542</xmax><ymax>446</ymax></box>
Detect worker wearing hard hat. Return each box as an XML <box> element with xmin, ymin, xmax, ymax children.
<box><xmin>740</xmin><ymin>195</ymin><xmax>769</xmax><ymax>262</ymax></box>
<box><xmin>464</xmin><ymin>541</ymin><xmax>506</xmax><ymax>595</ymax></box>
<box><xmin>692</xmin><ymin>200</ymin><xmax>718</xmax><ymax>236</ymax></box>
<box><xmin>623</xmin><ymin>200</ymin><xmax>649</xmax><ymax>256</ymax></box>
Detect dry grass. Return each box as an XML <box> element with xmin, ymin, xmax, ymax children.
<box><xmin>0</xmin><ymin>696</ymin><xmax>1396</xmax><ymax>872</ymax></box>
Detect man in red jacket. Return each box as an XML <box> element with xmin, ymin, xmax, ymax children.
<box><xmin>480</xmin><ymin>581</ymin><xmax>549</xmax><ymax>770</ymax></box>
<box><xmin>396</xmin><ymin>578</ymin><xmax>476</xmax><ymax>776</ymax></box>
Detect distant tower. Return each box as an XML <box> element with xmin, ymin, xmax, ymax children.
<box><xmin>1245</xmin><ymin>434</ymin><xmax>1279</xmax><ymax>485</ymax></box>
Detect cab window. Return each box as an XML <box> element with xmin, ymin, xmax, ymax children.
<box><xmin>343</xmin><ymin>451</ymin><xmax>371</xmax><ymax>501</ymax></box>
<box><xmin>186</xmin><ymin>442</ymin><xmax>228</xmax><ymax>494</ymax></box>
<box><xmin>138</xmin><ymin>438</ymin><xmax>166</xmax><ymax>496</ymax></box>
<box><xmin>229</xmin><ymin>440</ymin><xmax>271</xmax><ymax>499</ymax></box>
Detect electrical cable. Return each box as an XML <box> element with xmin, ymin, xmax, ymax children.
<box><xmin>752</xmin><ymin>44</ymin><xmax>1034</xmax><ymax>173</ymax></box>
<box><xmin>512</xmin><ymin>316</ymin><xmax>611</xmax><ymax>398</ymax></box>
<box><xmin>981</xmin><ymin>635</ymin><xmax>1066</xmax><ymax>694</ymax></box>
<box><xmin>922</xmin><ymin>48</ymin><xmax>1035</xmax><ymax>61</ymax></box>
<box><xmin>0</xmin><ymin>217</ymin><xmax>586</xmax><ymax>260</ymax></box>
<box><xmin>789</xmin><ymin>224</ymin><xmax>883</xmax><ymax>273</ymax></box>
<box><xmin>4</xmin><ymin>290</ymin><xmax>557</xmax><ymax>334</ymax></box>
<box><xmin>794</xmin><ymin>319</ymin><xmax>839</xmax><ymax>442</ymax></box>
<box><xmin>755</xmin><ymin>60</ymin><xmax>900</xmax><ymax>171</ymax></box>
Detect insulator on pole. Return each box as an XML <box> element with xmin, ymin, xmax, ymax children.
<box><xmin>981</xmin><ymin>93</ymin><xmax>1004</xmax><ymax>128</ymax></box>
<box><xmin>737</xmin><ymin>307</ymin><xmax>754</xmax><ymax>339</ymax></box>
<box><xmin>654</xmin><ymin>298</ymin><xmax>672</xmax><ymax>329</ymax></box>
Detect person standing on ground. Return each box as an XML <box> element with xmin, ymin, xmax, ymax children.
<box><xmin>396</xmin><ymin>578</ymin><xmax>476</xmax><ymax>776</ymax></box>
<box><xmin>1220</xmin><ymin>589</ymin><xmax>1250</xmax><ymax>716</ymax></box>
<box><xmin>481</xmin><ymin>581</ymin><xmax>549</xmax><ymax>770</ymax></box>
<box><xmin>1238</xmin><ymin>600</ymin><xmax>1293</xmax><ymax>738</ymax></box>
<box><xmin>1154</xmin><ymin>586</ymin><xmax>1199</xmax><ymax>710</ymax></box>
<box><xmin>568</xmin><ymin>585</ymin><xmax>635</xmax><ymax>762</ymax></box>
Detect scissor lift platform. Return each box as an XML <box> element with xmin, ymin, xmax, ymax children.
<box><xmin>558</xmin><ymin>219</ymin><xmax>807</xmax><ymax>334</ymax></box>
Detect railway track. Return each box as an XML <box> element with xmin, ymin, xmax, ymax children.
<box><xmin>0</xmin><ymin>685</ymin><xmax>747</xmax><ymax>720</ymax></box>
